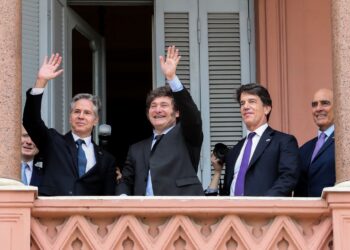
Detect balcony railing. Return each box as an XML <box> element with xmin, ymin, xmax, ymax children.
<box><xmin>2</xmin><ymin>186</ymin><xmax>350</xmax><ymax>249</ymax></box>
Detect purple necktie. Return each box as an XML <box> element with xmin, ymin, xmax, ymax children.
<box><xmin>234</xmin><ymin>132</ymin><xmax>256</xmax><ymax>196</ymax></box>
<box><xmin>311</xmin><ymin>132</ymin><xmax>326</xmax><ymax>161</ymax></box>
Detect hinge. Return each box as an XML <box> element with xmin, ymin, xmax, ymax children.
<box><xmin>197</xmin><ymin>18</ymin><xmax>201</xmax><ymax>44</ymax></box>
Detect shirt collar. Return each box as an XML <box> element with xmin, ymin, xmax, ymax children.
<box><xmin>153</xmin><ymin>124</ymin><xmax>176</xmax><ymax>138</ymax></box>
<box><xmin>318</xmin><ymin>124</ymin><xmax>334</xmax><ymax>138</ymax></box>
<box><xmin>72</xmin><ymin>132</ymin><xmax>92</xmax><ymax>146</ymax></box>
<box><xmin>22</xmin><ymin>160</ymin><xmax>33</xmax><ymax>171</ymax></box>
<box><xmin>247</xmin><ymin>123</ymin><xmax>268</xmax><ymax>137</ymax></box>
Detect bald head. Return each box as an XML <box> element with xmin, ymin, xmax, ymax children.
<box><xmin>311</xmin><ymin>88</ymin><xmax>334</xmax><ymax>131</ymax></box>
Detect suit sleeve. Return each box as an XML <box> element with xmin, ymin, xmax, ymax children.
<box><xmin>103</xmin><ymin>153</ymin><xmax>117</xmax><ymax>195</ymax></box>
<box><xmin>23</xmin><ymin>89</ymin><xmax>51</xmax><ymax>153</ymax></box>
<box><xmin>265</xmin><ymin>135</ymin><xmax>301</xmax><ymax>196</ymax></box>
<box><xmin>172</xmin><ymin>88</ymin><xmax>203</xmax><ymax>147</ymax></box>
<box><xmin>116</xmin><ymin>146</ymin><xmax>135</xmax><ymax>195</ymax></box>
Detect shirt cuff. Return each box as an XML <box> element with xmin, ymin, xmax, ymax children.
<box><xmin>204</xmin><ymin>187</ymin><xmax>218</xmax><ymax>193</ymax></box>
<box><xmin>30</xmin><ymin>88</ymin><xmax>45</xmax><ymax>95</ymax></box>
<box><xmin>167</xmin><ymin>75</ymin><xmax>183</xmax><ymax>92</ymax></box>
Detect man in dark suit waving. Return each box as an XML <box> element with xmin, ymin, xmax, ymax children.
<box><xmin>294</xmin><ymin>88</ymin><xmax>335</xmax><ymax>197</ymax></box>
<box><xmin>23</xmin><ymin>54</ymin><xmax>116</xmax><ymax>196</ymax></box>
<box><xmin>116</xmin><ymin>46</ymin><xmax>204</xmax><ymax>196</ymax></box>
<box><xmin>207</xmin><ymin>83</ymin><xmax>300</xmax><ymax>196</ymax></box>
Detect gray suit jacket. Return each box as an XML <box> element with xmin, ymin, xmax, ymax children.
<box><xmin>116</xmin><ymin>87</ymin><xmax>204</xmax><ymax>196</ymax></box>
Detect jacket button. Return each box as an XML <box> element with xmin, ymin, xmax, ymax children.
<box><xmin>68</xmin><ymin>191</ymin><xmax>73</xmax><ymax>195</ymax></box>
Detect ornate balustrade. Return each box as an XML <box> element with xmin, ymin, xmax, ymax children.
<box><xmin>3</xmin><ymin>187</ymin><xmax>350</xmax><ymax>249</ymax></box>
<box><xmin>31</xmin><ymin>197</ymin><xmax>332</xmax><ymax>249</ymax></box>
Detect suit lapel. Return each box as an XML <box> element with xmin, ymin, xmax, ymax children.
<box><xmin>143</xmin><ymin>136</ymin><xmax>153</xmax><ymax>170</ymax></box>
<box><xmin>226</xmin><ymin>139</ymin><xmax>244</xmax><ymax>185</ymax></box>
<box><xmin>64</xmin><ymin>132</ymin><xmax>79</xmax><ymax>176</ymax></box>
<box><xmin>249</xmin><ymin>126</ymin><xmax>273</xmax><ymax>167</ymax></box>
<box><xmin>83</xmin><ymin>142</ymin><xmax>103</xmax><ymax>176</ymax></box>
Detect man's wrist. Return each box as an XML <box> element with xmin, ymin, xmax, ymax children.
<box><xmin>35</xmin><ymin>77</ymin><xmax>48</xmax><ymax>88</ymax></box>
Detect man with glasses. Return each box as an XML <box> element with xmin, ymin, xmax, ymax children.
<box><xmin>294</xmin><ymin>88</ymin><xmax>335</xmax><ymax>197</ymax></box>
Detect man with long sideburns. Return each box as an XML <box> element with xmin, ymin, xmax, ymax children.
<box><xmin>116</xmin><ymin>46</ymin><xmax>204</xmax><ymax>196</ymax></box>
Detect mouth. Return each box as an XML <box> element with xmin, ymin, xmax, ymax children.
<box><xmin>315</xmin><ymin>113</ymin><xmax>327</xmax><ymax>119</ymax></box>
<box><xmin>22</xmin><ymin>146</ymin><xmax>33</xmax><ymax>151</ymax></box>
<box><xmin>153</xmin><ymin>115</ymin><xmax>165</xmax><ymax>119</ymax></box>
<box><xmin>76</xmin><ymin>122</ymin><xmax>86</xmax><ymax>126</ymax></box>
<box><xmin>243</xmin><ymin>112</ymin><xmax>254</xmax><ymax>117</ymax></box>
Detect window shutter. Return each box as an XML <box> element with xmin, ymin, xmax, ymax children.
<box><xmin>208</xmin><ymin>12</ymin><xmax>243</xmax><ymax>148</ymax></box>
<box><xmin>164</xmin><ymin>12</ymin><xmax>190</xmax><ymax>90</ymax></box>
<box><xmin>199</xmin><ymin>0</ymin><xmax>251</xmax><ymax>187</ymax></box>
<box><xmin>51</xmin><ymin>0</ymin><xmax>67</xmax><ymax>133</ymax></box>
<box><xmin>22</xmin><ymin>0</ymin><xmax>40</xmax><ymax>109</ymax></box>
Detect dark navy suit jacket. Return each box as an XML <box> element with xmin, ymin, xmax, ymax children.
<box><xmin>294</xmin><ymin>132</ymin><xmax>335</xmax><ymax>197</ymax></box>
<box><xmin>222</xmin><ymin>126</ymin><xmax>301</xmax><ymax>196</ymax></box>
<box><xmin>28</xmin><ymin>156</ymin><xmax>44</xmax><ymax>186</ymax></box>
<box><xmin>23</xmin><ymin>89</ymin><xmax>116</xmax><ymax>196</ymax></box>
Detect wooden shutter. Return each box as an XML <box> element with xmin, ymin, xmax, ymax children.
<box><xmin>51</xmin><ymin>0</ymin><xmax>68</xmax><ymax>133</ymax></box>
<box><xmin>208</xmin><ymin>12</ymin><xmax>243</xmax><ymax>148</ymax></box>
<box><xmin>164</xmin><ymin>12</ymin><xmax>190</xmax><ymax>89</ymax></box>
<box><xmin>22</xmin><ymin>0</ymin><xmax>40</xmax><ymax>109</ymax></box>
<box><xmin>199</xmin><ymin>0</ymin><xmax>251</xmax><ymax>187</ymax></box>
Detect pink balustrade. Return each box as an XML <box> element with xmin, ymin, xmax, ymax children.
<box><xmin>3</xmin><ymin>187</ymin><xmax>350</xmax><ymax>249</ymax></box>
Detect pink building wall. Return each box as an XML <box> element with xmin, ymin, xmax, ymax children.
<box><xmin>255</xmin><ymin>0</ymin><xmax>333</xmax><ymax>145</ymax></box>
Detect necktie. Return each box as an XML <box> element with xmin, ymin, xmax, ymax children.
<box><xmin>21</xmin><ymin>163</ymin><xmax>29</xmax><ymax>185</ymax></box>
<box><xmin>311</xmin><ymin>132</ymin><xmax>326</xmax><ymax>161</ymax></box>
<box><xmin>76</xmin><ymin>139</ymin><xmax>87</xmax><ymax>177</ymax></box>
<box><xmin>151</xmin><ymin>134</ymin><xmax>164</xmax><ymax>154</ymax></box>
<box><xmin>234</xmin><ymin>132</ymin><xmax>256</xmax><ymax>196</ymax></box>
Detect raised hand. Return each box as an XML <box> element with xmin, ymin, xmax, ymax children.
<box><xmin>35</xmin><ymin>53</ymin><xmax>64</xmax><ymax>88</ymax></box>
<box><xmin>159</xmin><ymin>45</ymin><xmax>181</xmax><ymax>80</ymax></box>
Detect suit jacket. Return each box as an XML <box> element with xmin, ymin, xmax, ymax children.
<box><xmin>23</xmin><ymin>89</ymin><xmax>116</xmax><ymax>196</ymax></box>
<box><xmin>222</xmin><ymin>126</ymin><xmax>301</xmax><ymax>196</ymax></box>
<box><xmin>29</xmin><ymin>156</ymin><xmax>44</xmax><ymax>186</ymax></box>
<box><xmin>294</xmin><ymin>132</ymin><xmax>335</xmax><ymax>197</ymax></box>
<box><xmin>116</xmin><ymin>87</ymin><xmax>204</xmax><ymax>196</ymax></box>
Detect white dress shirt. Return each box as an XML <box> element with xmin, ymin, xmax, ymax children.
<box><xmin>72</xmin><ymin>133</ymin><xmax>96</xmax><ymax>173</ymax></box>
<box><xmin>230</xmin><ymin>123</ymin><xmax>268</xmax><ymax>196</ymax></box>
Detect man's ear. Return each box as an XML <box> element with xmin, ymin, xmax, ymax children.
<box><xmin>94</xmin><ymin>116</ymin><xmax>99</xmax><ymax>126</ymax></box>
<box><xmin>264</xmin><ymin>106</ymin><xmax>272</xmax><ymax>116</ymax></box>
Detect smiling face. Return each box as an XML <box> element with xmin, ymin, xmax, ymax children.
<box><xmin>312</xmin><ymin>89</ymin><xmax>334</xmax><ymax>131</ymax></box>
<box><xmin>70</xmin><ymin>99</ymin><xmax>99</xmax><ymax>138</ymax></box>
<box><xmin>239</xmin><ymin>92</ymin><xmax>271</xmax><ymax>131</ymax></box>
<box><xmin>147</xmin><ymin>96</ymin><xmax>179</xmax><ymax>134</ymax></box>
<box><xmin>21</xmin><ymin>126</ymin><xmax>39</xmax><ymax>162</ymax></box>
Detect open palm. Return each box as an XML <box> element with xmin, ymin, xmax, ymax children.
<box><xmin>37</xmin><ymin>53</ymin><xmax>63</xmax><ymax>81</ymax></box>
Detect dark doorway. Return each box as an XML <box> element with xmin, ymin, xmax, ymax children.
<box><xmin>70</xmin><ymin>5</ymin><xmax>153</xmax><ymax>166</ymax></box>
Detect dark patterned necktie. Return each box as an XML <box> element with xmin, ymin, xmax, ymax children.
<box><xmin>76</xmin><ymin>139</ymin><xmax>87</xmax><ymax>177</ymax></box>
<box><xmin>151</xmin><ymin>134</ymin><xmax>164</xmax><ymax>154</ymax></box>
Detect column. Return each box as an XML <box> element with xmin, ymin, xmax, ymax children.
<box><xmin>332</xmin><ymin>0</ymin><xmax>350</xmax><ymax>184</ymax></box>
<box><xmin>0</xmin><ymin>0</ymin><xmax>22</xmax><ymax>183</ymax></box>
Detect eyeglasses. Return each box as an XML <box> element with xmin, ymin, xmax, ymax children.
<box><xmin>311</xmin><ymin>100</ymin><xmax>331</xmax><ymax>108</ymax></box>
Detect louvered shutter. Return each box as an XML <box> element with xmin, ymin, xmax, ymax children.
<box><xmin>199</xmin><ymin>0</ymin><xmax>251</xmax><ymax>187</ymax></box>
<box><xmin>208</xmin><ymin>12</ymin><xmax>243</xmax><ymax>147</ymax></box>
<box><xmin>154</xmin><ymin>0</ymin><xmax>200</xmax><ymax>104</ymax></box>
<box><xmin>22</xmin><ymin>0</ymin><xmax>40</xmax><ymax>110</ymax></box>
<box><xmin>164</xmin><ymin>12</ymin><xmax>190</xmax><ymax>89</ymax></box>
<box><xmin>50</xmin><ymin>0</ymin><xmax>68</xmax><ymax>133</ymax></box>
